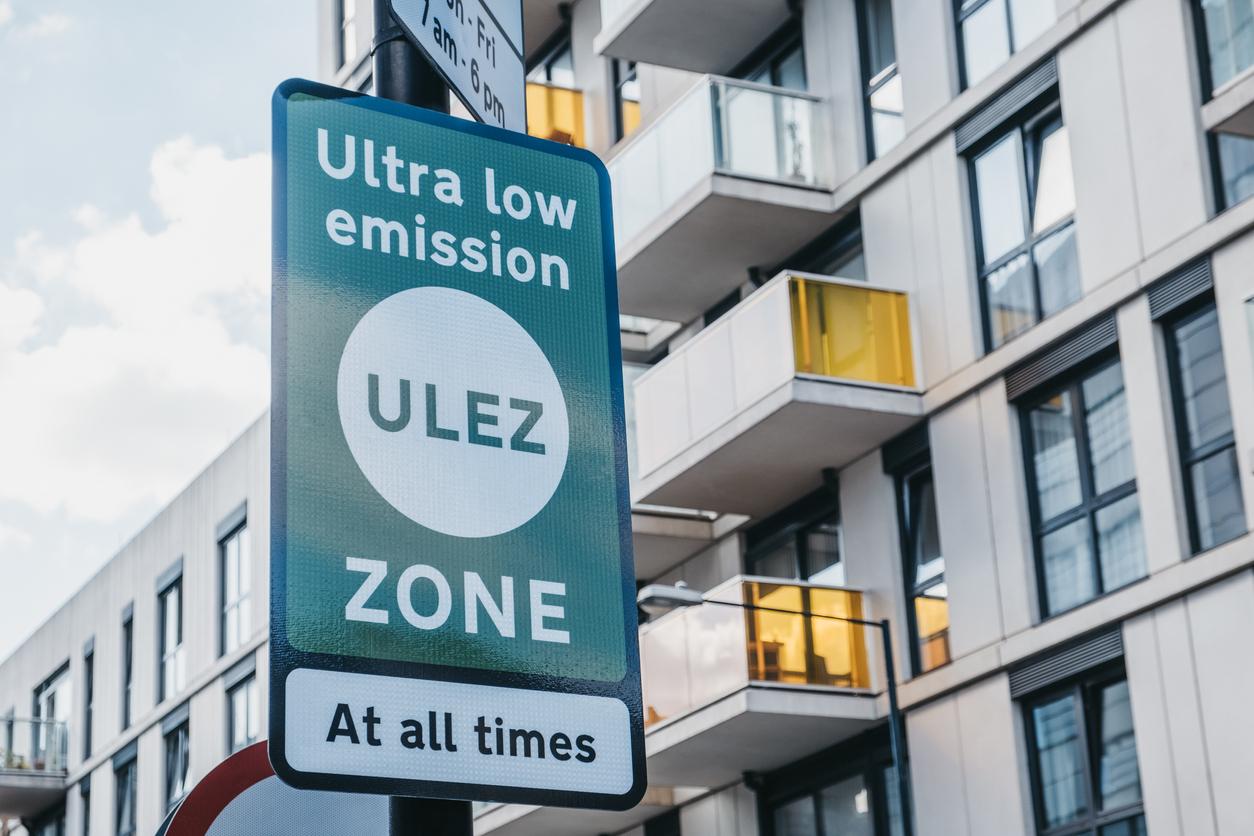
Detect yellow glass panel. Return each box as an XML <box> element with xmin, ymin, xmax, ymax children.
<box><xmin>809</xmin><ymin>588</ymin><xmax>871</xmax><ymax>689</ymax></box>
<box><xmin>526</xmin><ymin>83</ymin><xmax>586</xmax><ymax>147</ymax></box>
<box><xmin>914</xmin><ymin>596</ymin><xmax>951</xmax><ymax>673</ymax></box>
<box><xmin>741</xmin><ymin>583</ymin><xmax>870</xmax><ymax>689</ymax></box>
<box><xmin>745</xmin><ymin>582</ymin><xmax>807</xmax><ymax>684</ymax></box>
<box><xmin>789</xmin><ymin>278</ymin><xmax>915</xmax><ymax>387</ymax></box>
<box><xmin>621</xmin><ymin>100</ymin><xmax>641</xmax><ymax>139</ymax></box>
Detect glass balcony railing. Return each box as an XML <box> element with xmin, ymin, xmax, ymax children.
<box><xmin>609</xmin><ymin>76</ymin><xmax>828</xmax><ymax>248</ymax></box>
<box><xmin>526</xmin><ymin>82</ymin><xmax>585</xmax><ymax>147</ymax></box>
<box><xmin>640</xmin><ymin>578</ymin><xmax>871</xmax><ymax>728</ymax></box>
<box><xmin>0</xmin><ymin>719</ymin><xmax>68</xmax><ymax>774</ymax></box>
<box><xmin>789</xmin><ymin>276</ymin><xmax>915</xmax><ymax>388</ymax></box>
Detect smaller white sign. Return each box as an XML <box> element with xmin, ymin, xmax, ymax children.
<box><xmin>389</xmin><ymin>0</ymin><xmax>526</xmax><ymax>134</ymax></box>
<box><xmin>285</xmin><ymin>669</ymin><xmax>634</xmax><ymax>795</ymax></box>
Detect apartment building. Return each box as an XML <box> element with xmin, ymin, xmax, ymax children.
<box><xmin>5</xmin><ymin>0</ymin><xmax>1254</xmax><ymax>834</ymax></box>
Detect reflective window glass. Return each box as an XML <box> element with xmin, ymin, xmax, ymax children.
<box><xmin>1168</xmin><ymin>303</ymin><xmax>1247</xmax><ymax>551</ymax></box>
<box><xmin>1217</xmin><ymin>131</ymin><xmax>1254</xmax><ymax>208</ymax></box>
<box><xmin>974</xmin><ymin>134</ymin><xmax>1028</xmax><ymax>265</ymax></box>
<box><xmin>1096</xmin><ymin>681</ymin><xmax>1142</xmax><ymax>811</ymax></box>
<box><xmin>1025</xmin><ymin>360</ymin><xmax>1144</xmax><ymax>616</ymax></box>
<box><xmin>1199</xmin><ymin>0</ymin><xmax>1254</xmax><ymax>91</ymax></box>
<box><xmin>1032</xmin><ymin>125</ymin><xmax>1076</xmax><ymax>233</ymax></box>
<box><xmin>1032</xmin><ymin>693</ymin><xmax>1087</xmax><ymax>829</ymax></box>
<box><xmin>962</xmin><ymin>0</ymin><xmax>1011</xmax><ymax>86</ymax></box>
<box><xmin>818</xmin><ymin>775</ymin><xmax>875</xmax><ymax>836</ymax></box>
<box><xmin>1035</xmin><ymin>223</ymin><xmax>1081</xmax><ymax>318</ymax></box>
<box><xmin>1030</xmin><ymin>392</ymin><xmax>1082</xmax><ymax>521</ymax></box>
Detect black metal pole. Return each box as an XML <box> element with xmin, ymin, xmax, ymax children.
<box><xmin>879</xmin><ymin>619</ymin><xmax>913</xmax><ymax>836</ymax></box>
<box><xmin>370</xmin><ymin>3</ymin><xmax>465</xmax><ymax>834</ymax></box>
<box><xmin>372</xmin><ymin>0</ymin><xmax>449</xmax><ymax>112</ymax></box>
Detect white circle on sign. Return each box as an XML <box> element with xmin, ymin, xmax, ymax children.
<box><xmin>337</xmin><ymin>286</ymin><xmax>569</xmax><ymax>538</ymax></box>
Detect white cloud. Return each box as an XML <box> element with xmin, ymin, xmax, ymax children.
<box><xmin>0</xmin><ymin>1</ymin><xmax>13</xmax><ymax>27</ymax></box>
<box><xmin>21</xmin><ymin>12</ymin><xmax>72</xmax><ymax>37</ymax></box>
<box><xmin>0</xmin><ymin>139</ymin><xmax>270</xmax><ymax>523</ymax></box>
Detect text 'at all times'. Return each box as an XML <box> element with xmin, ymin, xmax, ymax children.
<box><xmin>318</xmin><ymin>130</ymin><xmax>580</xmax><ymax>290</ymax></box>
<box><xmin>327</xmin><ymin>704</ymin><xmax>600</xmax><ymax>762</ymax></box>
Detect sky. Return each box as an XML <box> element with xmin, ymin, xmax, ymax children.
<box><xmin>0</xmin><ymin>1</ymin><xmax>315</xmax><ymax>662</ymax></box>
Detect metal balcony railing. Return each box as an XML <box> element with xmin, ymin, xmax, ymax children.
<box><xmin>608</xmin><ymin>76</ymin><xmax>829</xmax><ymax>248</ymax></box>
<box><xmin>526</xmin><ymin>82</ymin><xmax>586</xmax><ymax>147</ymax></box>
<box><xmin>0</xmin><ymin>718</ymin><xmax>69</xmax><ymax>775</ymax></box>
<box><xmin>640</xmin><ymin>578</ymin><xmax>871</xmax><ymax>728</ymax></box>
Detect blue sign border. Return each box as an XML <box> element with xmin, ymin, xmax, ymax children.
<box><xmin>269</xmin><ymin>77</ymin><xmax>646</xmax><ymax>811</ymax></box>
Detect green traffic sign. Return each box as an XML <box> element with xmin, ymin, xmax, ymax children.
<box><xmin>269</xmin><ymin>79</ymin><xmax>645</xmax><ymax>810</ymax></box>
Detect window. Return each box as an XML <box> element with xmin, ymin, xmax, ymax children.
<box><xmin>120</xmin><ymin>612</ymin><xmax>134</xmax><ymax>730</ymax></box>
<box><xmin>83</xmin><ymin>645</ymin><xmax>94</xmax><ymax>759</ymax></box>
<box><xmin>1166</xmin><ymin>301</ymin><xmax>1247</xmax><ymax>551</ymax></box>
<box><xmin>1025</xmin><ymin>670</ymin><xmax>1144</xmax><ymax>835</ymax></box>
<box><xmin>1023</xmin><ymin>359</ymin><xmax>1146</xmax><ymax>617</ymax></box>
<box><xmin>970</xmin><ymin>103</ymin><xmax>1079</xmax><ymax>350</ymax></box>
<box><xmin>1212</xmin><ymin>131</ymin><xmax>1254</xmax><ymax>210</ymax></box>
<box><xmin>612</xmin><ymin>59</ymin><xmax>640</xmax><ymax>142</ymax></box>
<box><xmin>337</xmin><ymin>0</ymin><xmax>358</xmax><ymax>70</ymax></box>
<box><xmin>957</xmin><ymin>0</ymin><xmax>1055</xmax><ymax>87</ymax></box>
<box><xmin>220</xmin><ymin>523</ymin><xmax>252</xmax><ymax>656</ymax></box>
<box><xmin>746</xmin><ymin>492</ymin><xmax>845</xmax><ymax>585</ymax></box>
<box><xmin>114</xmin><ymin>757</ymin><xmax>137</xmax><ymax>836</ymax></box>
<box><xmin>1194</xmin><ymin>0</ymin><xmax>1254</xmax><ymax>94</ymax></box>
<box><xmin>735</xmin><ymin>25</ymin><xmax>807</xmax><ymax>90</ymax></box>
<box><xmin>227</xmin><ymin>675</ymin><xmax>260</xmax><ymax>754</ymax></box>
<box><xmin>81</xmin><ymin>780</ymin><xmax>90</xmax><ymax>836</ymax></box>
<box><xmin>164</xmin><ymin>721</ymin><xmax>190</xmax><ymax>811</ymax></box>
<box><xmin>761</xmin><ymin>731</ymin><xmax>905</xmax><ymax>836</ymax></box>
<box><xmin>33</xmin><ymin>664</ymin><xmax>71</xmax><ymax>771</ymax></box>
<box><xmin>859</xmin><ymin>0</ymin><xmax>904</xmax><ymax>158</ymax></box>
<box><xmin>526</xmin><ymin>33</ymin><xmax>573</xmax><ymax>87</ymax></box>
<box><xmin>31</xmin><ymin>808</ymin><xmax>65</xmax><ymax>836</ymax></box>
<box><xmin>158</xmin><ymin>578</ymin><xmax>185</xmax><ymax>702</ymax></box>
<box><xmin>897</xmin><ymin>461</ymin><xmax>950</xmax><ymax>673</ymax></box>
<box><xmin>785</xmin><ymin>216</ymin><xmax>867</xmax><ymax>281</ymax></box>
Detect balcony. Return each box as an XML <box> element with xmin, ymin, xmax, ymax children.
<box><xmin>596</xmin><ymin>0</ymin><xmax>793</xmax><ymax>74</ymax></box>
<box><xmin>526</xmin><ymin>83</ymin><xmax>585</xmax><ymax>147</ymax></box>
<box><xmin>642</xmin><ymin>578</ymin><xmax>880</xmax><ymax>787</ymax></box>
<box><xmin>608</xmin><ymin>77</ymin><xmax>835</xmax><ymax>322</ymax></box>
<box><xmin>0</xmin><ymin>719</ymin><xmax>68</xmax><ymax>818</ymax></box>
<box><xmin>475</xmin><ymin>578</ymin><xmax>880</xmax><ymax>833</ymax></box>
<box><xmin>633</xmin><ymin>273</ymin><xmax>923</xmax><ymax>516</ymax></box>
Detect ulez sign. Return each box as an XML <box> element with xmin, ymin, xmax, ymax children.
<box><xmin>269</xmin><ymin>79</ymin><xmax>645</xmax><ymax>809</ymax></box>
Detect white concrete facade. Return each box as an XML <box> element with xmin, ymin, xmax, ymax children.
<box><xmin>6</xmin><ymin>0</ymin><xmax>1254</xmax><ymax>834</ymax></box>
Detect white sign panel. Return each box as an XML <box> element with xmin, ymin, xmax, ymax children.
<box><xmin>389</xmin><ymin>0</ymin><xmax>526</xmax><ymax>133</ymax></box>
<box><xmin>284</xmin><ymin>670</ymin><xmax>634</xmax><ymax>796</ymax></box>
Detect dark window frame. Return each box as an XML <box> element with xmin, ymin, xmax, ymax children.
<box><xmin>120</xmin><ymin>610</ymin><xmax>134</xmax><ymax>731</ymax></box>
<box><xmin>32</xmin><ymin>662</ymin><xmax>70</xmax><ymax>769</ymax></box>
<box><xmin>611</xmin><ymin>59</ymin><xmax>640</xmax><ymax>143</ymax></box>
<box><xmin>157</xmin><ymin>575</ymin><xmax>183</xmax><ymax>703</ymax></box>
<box><xmin>855</xmin><ymin>0</ymin><xmax>902</xmax><ymax>161</ymax></box>
<box><xmin>967</xmin><ymin>96</ymin><xmax>1078</xmax><ymax>353</ymax></box>
<box><xmin>730</xmin><ymin>20</ymin><xmax>807</xmax><ymax>89</ymax></box>
<box><xmin>894</xmin><ymin>456</ymin><xmax>951</xmax><ymax>676</ymax></box>
<box><xmin>1021</xmin><ymin>664</ymin><xmax>1145</xmax><ymax>836</ymax></box>
<box><xmin>1019</xmin><ymin>354</ymin><xmax>1143</xmax><ymax>619</ymax></box>
<box><xmin>1163</xmin><ymin>297</ymin><xmax>1247</xmax><ymax>553</ymax></box>
<box><xmin>114</xmin><ymin>756</ymin><xmax>137</xmax><ymax>836</ymax></box>
<box><xmin>226</xmin><ymin>674</ymin><xmax>260</xmax><ymax>755</ymax></box>
<box><xmin>80</xmin><ymin>779</ymin><xmax>90</xmax><ymax>836</ymax></box>
<box><xmin>757</xmin><ymin>728</ymin><xmax>904</xmax><ymax>836</ymax></box>
<box><xmin>954</xmin><ymin>0</ymin><xmax>1051</xmax><ymax>90</ymax></box>
<box><xmin>219</xmin><ymin>520</ymin><xmax>251</xmax><ymax>658</ymax></box>
<box><xmin>82</xmin><ymin>645</ymin><xmax>94</xmax><ymax>760</ymax></box>
<box><xmin>525</xmin><ymin>25</ymin><xmax>574</xmax><ymax>87</ymax></box>
<box><xmin>744</xmin><ymin>487</ymin><xmax>843</xmax><ymax>583</ymax></box>
<box><xmin>163</xmin><ymin>720</ymin><xmax>190</xmax><ymax>812</ymax></box>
